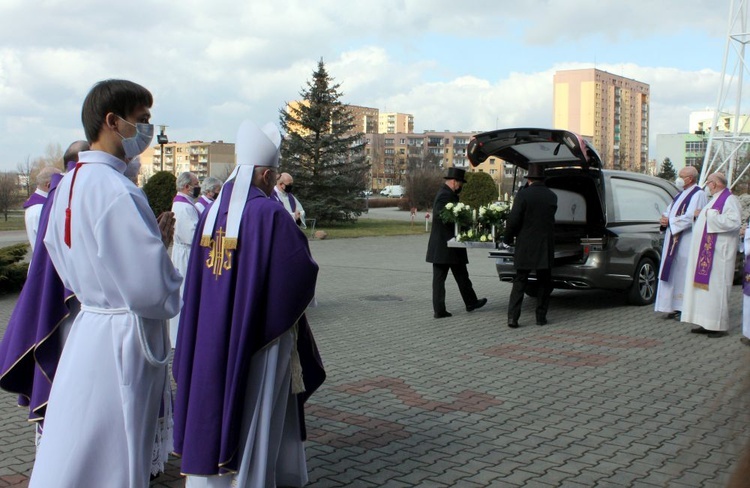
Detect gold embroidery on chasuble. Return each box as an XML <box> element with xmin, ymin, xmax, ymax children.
<box><xmin>204</xmin><ymin>227</ymin><xmax>234</xmax><ymax>279</ymax></box>
<box><xmin>697</xmin><ymin>235</ymin><xmax>715</xmax><ymax>279</ymax></box>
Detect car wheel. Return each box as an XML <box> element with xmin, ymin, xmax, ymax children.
<box><xmin>628</xmin><ymin>257</ymin><xmax>657</xmax><ymax>306</ymax></box>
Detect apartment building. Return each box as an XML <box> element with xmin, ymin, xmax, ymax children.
<box><xmin>365</xmin><ymin>131</ymin><xmax>484</xmax><ymax>191</ymax></box>
<box><xmin>285</xmin><ymin>101</ymin><xmax>380</xmax><ymax>135</ymax></box>
<box><xmin>378</xmin><ymin>112</ymin><xmax>414</xmax><ymax>134</ymax></box>
<box><xmin>141</xmin><ymin>141</ymin><xmax>235</xmax><ymax>181</ymax></box>
<box><xmin>554</xmin><ymin>68</ymin><xmax>650</xmax><ymax>172</ymax></box>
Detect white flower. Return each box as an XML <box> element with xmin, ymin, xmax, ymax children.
<box><xmin>480</xmin><ymin>235</ymin><xmax>487</xmax><ymax>242</ymax></box>
<box><xmin>445</xmin><ymin>202</ymin><xmax>454</xmax><ymax>210</ymax></box>
<box><xmin>468</xmin><ymin>229</ymin><xmax>474</xmax><ymax>238</ymax></box>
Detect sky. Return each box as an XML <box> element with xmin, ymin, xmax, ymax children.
<box><xmin>0</xmin><ymin>0</ymin><xmax>742</xmax><ymax>171</ymax></box>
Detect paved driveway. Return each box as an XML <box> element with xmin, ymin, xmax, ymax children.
<box><xmin>0</xmin><ymin>234</ymin><xmax>748</xmax><ymax>487</ymax></box>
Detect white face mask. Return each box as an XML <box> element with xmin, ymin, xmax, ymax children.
<box><xmin>674</xmin><ymin>177</ymin><xmax>685</xmax><ymax>191</ymax></box>
<box><xmin>117</xmin><ymin>116</ymin><xmax>154</xmax><ymax>159</ymax></box>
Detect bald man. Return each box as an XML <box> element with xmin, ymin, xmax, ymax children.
<box><xmin>681</xmin><ymin>172</ymin><xmax>741</xmax><ymax>338</ymax></box>
<box><xmin>24</xmin><ymin>166</ymin><xmax>61</xmax><ymax>252</ymax></box>
<box><xmin>273</xmin><ymin>172</ymin><xmax>306</xmax><ymax>228</ymax></box>
<box><xmin>654</xmin><ymin>165</ymin><xmax>707</xmax><ymax>320</ymax></box>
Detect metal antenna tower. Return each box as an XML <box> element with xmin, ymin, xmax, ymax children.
<box><xmin>701</xmin><ymin>0</ymin><xmax>750</xmax><ymax>188</ymax></box>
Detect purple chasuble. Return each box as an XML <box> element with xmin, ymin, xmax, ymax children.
<box><xmin>22</xmin><ymin>191</ymin><xmax>46</xmax><ymax>209</ymax></box>
<box><xmin>0</xmin><ymin>173</ymin><xmax>76</xmax><ymax>423</ymax></box>
<box><xmin>693</xmin><ymin>188</ymin><xmax>732</xmax><ymax>290</ymax></box>
<box><xmin>659</xmin><ymin>185</ymin><xmax>701</xmax><ymax>281</ymax></box>
<box><xmin>172</xmin><ymin>183</ymin><xmax>326</xmax><ymax>476</ymax></box>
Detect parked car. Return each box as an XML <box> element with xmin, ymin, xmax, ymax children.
<box><xmin>467</xmin><ymin>127</ymin><xmax>678</xmax><ymax>305</ymax></box>
<box><xmin>380</xmin><ymin>185</ymin><xmax>405</xmax><ymax>198</ymax></box>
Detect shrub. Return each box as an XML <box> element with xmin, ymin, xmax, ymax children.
<box><xmin>460</xmin><ymin>172</ymin><xmax>498</xmax><ymax>209</ymax></box>
<box><xmin>404</xmin><ymin>168</ymin><xmax>445</xmax><ymax>211</ymax></box>
<box><xmin>0</xmin><ymin>243</ymin><xmax>29</xmax><ymax>293</ymax></box>
<box><xmin>367</xmin><ymin>197</ymin><xmax>405</xmax><ymax>209</ymax></box>
<box><xmin>143</xmin><ymin>171</ymin><xmax>177</xmax><ymax>217</ymax></box>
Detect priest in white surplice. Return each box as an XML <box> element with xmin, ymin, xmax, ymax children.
<box><xmin>654</xmin><ymin>166</ymin><xmax>707</xmax><ymax>320</ymax></box>
<box><xmin>681</xmin><ymin>172</ymin><xmax>741</xmax><ymax>338</ymax></box>
<box><xmin>170</xmin><ymin>171</ymin><xmax>200</xmax><ymax>346</ymax></box>
<box><xmin>273</xmin><ymin>172</ymin><xmax>306</xmax><ymax>228</ymax></box>
<box><xmin>29</xmin><ymin>79</ymin><xmax>182</xmax><ymax>488</ymax></box>
<box><xmin>195</xmin><ymin>176</ymin><xmax>222</xmax><ymax>214</ymax></box>
<box><xmin>23</xmin><ymin>166</ymin><xmax>58</xmax><ymax>252</ymax></box>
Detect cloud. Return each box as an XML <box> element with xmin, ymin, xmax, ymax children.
<box><xmin>0</xmin><ymin>0</ymin><xmax>738</xmax><ymax>169</ymax></box>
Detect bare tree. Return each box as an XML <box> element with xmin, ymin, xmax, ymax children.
<box><xmin>0</xmin><ymin>172</ymin><xmax>20</xmax><ymax>221</ymax></box>
<box><xmin>16</xmin><ymin>156</ymin><xmax>33</xmax><ymax>198</ymax></box>
<box><xmin>39</xmin><ymin>142</ymin><xmax>64</xmax><ymax>170</ymax></box>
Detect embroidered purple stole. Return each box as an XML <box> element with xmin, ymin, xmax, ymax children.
<box><xmin>659</xmin><ymin>186</ymin><xmax>700</xmax><ymax>281</ymax></box>
<box><xmin>273</xmin><ymin>189</ymin><xmax>296</xmax><ymax>211</ymax></box>
<box><xmin>744</xmin><ymin>250</ymin><xmax>750</xmax><ymax>296</ymax></box>
<box><xmin>693</xmin><ymin>188</ymin><xmax>732</xmax><ymax>290</ymax></box>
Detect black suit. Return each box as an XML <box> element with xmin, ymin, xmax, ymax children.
<box><xmin>503</xmin><ymin>182</ymin><xmax>557</xmax><ymax>324</ymax></box>
<box><xmin>426</xmin><ymin>184</ymin><xmax>479</xmax><ymax>314</ymax></box>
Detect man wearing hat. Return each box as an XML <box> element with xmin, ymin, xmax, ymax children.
<box><xmin>172</xmin><ymin>120</ymin><xmax>326</xmax><ymax>487</ymax></box>
<box><xmin>503</xmin><ymin>164</ymin><xmax>557</xmax><ymax>328</ymax></box>
<box><xmin>426</xmin><ymin>167</ymin><xmax>487</xmax><ymax>319</ymax></box>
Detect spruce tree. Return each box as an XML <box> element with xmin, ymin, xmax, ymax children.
<box><xmin>658</xmin><ymin>158</ymin><xmax>677</xmax><ymax>181</ymax></box>
<box><xmin>279</xmin><ymin>60</ymin><xmax>369</xmax><ymax>224</ymax></box>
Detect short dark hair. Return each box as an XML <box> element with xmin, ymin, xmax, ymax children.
<box><xmin>81</xmin><ymin>79</ymin><xmax>153</xmax><ymax>143</ymax></box>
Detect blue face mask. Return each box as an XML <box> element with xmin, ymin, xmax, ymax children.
<box><xmin>117</xmin><ymin>116</ymin><xmax>154</xmax><ymax>159</ymax></box>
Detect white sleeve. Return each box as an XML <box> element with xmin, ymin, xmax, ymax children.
<box><xmin>96</xmin><ymin>191</ymin><xmax>182</xmax><ymax>319</ymax></box>
<box><xmin>24</xmin><ymin>206</ymin><xmax>42</xmax><ymax>251</ymax></box>
<box><xmin>173</xmin><ymin>203</ymin><xmax>199</xmax><ymax>246</ymax></box>
<box><xmin>706</xmin><ymin>196</ymin><xmax>742</xmax><ymax>234</ymax></box>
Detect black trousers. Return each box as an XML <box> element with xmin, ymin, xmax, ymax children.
<box><xmin>507</xmin><ymin>268</ymin><xmax>553</xmax><ymax>322</ymax></box>
<box><xmin>432</xmin><ymin>263</ymin><xmax>478</xmax><ymax>314</ymax></box>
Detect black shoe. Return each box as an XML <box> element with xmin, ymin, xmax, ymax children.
<box><xmin>507</xmin><ymin>320</ymin><xmax>519</xmax><ymax>329</ymax></box>
<box><xmin>467</xmin><ymin>298</ymin><xmax>487</xmax><ymax>312</ymax></box>
<box><xmin>536</xmin><ymin>318</ymin><xmax>548</xmax><ymax>326</ymax></box>
<box><xmin>706</xmin><ymin>331</ymin><xmax>728</xmax><ymax>338</ymax></box>
<box><xmin>665</xmin><ymin>311</ymin><xmax>681</xmax><ymax>320</ymax></box>
<box><xmin>741</xmin><ymin>337</ymin><xmax>750</xmax><ymax>346</ymax></box>
<box><xmin>691</xmin><ymin>326</ymin><xmax>710</xmax><ymax>334</ymax></box>
<box><xmin>434</xmin><ymin>311</ymin><xmax>453</xmax><ymax>319</ymax></box>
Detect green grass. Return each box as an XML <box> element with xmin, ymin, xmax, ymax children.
<box><xmin>0</xmin><ymin>213</ymin><xmax>26</xmax><ymax>231</ymax></box>
<box><xmin>0</xmin><ymin>212</ymin><xmax>429</xmax><ymax>239</ymax></box>
<box><xmin>312</xmin><ymin>219</ymin><xmax>429</xmax><ymax>239</ymax></box>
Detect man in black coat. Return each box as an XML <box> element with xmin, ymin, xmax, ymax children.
<box><xmin>503</xmin><ymin>164</ymin><xmax>557</xmax><ymax>328</ymax></box>
<box><xmin>426</xmin><ymin>167</ymin><xmax>487</xmax><ymax>319</ymax></box>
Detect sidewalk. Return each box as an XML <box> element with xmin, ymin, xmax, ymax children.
<box><xmin>0</xmin><ymin>233</ymin><xmax>748</xmax><ymax>487</ymax></box>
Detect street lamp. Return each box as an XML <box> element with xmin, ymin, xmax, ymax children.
<box><xmin>157</xmin><ymin>125</ymin><xmax>169</xmax><ymax>172</ymax></box>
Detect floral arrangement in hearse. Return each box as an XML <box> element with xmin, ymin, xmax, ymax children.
<box><xmin>439</xmin><ymin>202</ymin><xmax>474</xmax><ymax>228</ymax></box>
<box><xmin>439</xmin><ymin>200</ymin><xmax>511</xmax><ymax>243</ymax></box>
<box><xmin>477</xmin><ymin>201</ymin><xmax>511</xmax><ymax>240</ymax></box>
